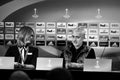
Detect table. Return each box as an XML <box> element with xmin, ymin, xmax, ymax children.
<box><xmin>1</xmin><ymin>69</ymin><xmax>120</xmax><ymax>80</ymax></box>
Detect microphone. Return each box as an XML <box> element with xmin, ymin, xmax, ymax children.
<box><xmin>100</xmin><ymin>38</ymin><xmax>109</xmax><ymax>58</ymax></box>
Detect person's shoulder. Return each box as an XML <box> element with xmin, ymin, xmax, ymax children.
<box><xmin>8</xmin><ymin>45</ymin><xmax>17</xmax><ymax>49</ymax></box>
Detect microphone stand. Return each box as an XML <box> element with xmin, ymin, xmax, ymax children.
<box><xmin>21</xmin><ymin>47</ymin><xmax>25</xmax><ymax>66</ymax></box>
<box><xmin>100</xmin><ymin>39</ymin><xmax>109</xmax><ymax>58</ymax></box>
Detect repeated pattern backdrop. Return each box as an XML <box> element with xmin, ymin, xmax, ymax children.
<box><xmin>0</xmin><ymin>22</ymin><xmax>120</xmax><ymax>47</ymax></box>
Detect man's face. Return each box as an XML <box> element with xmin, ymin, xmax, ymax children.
<box><xmin>24</xmin><ymin>33</ymin><xmax>34</xmax><ymax>45</ymax></box>
<box><xmin>71</xmin><ymin>32</ymin><xmax>84</xmax><ymax>48</ymax></box>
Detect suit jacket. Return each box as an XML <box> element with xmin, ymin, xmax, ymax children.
<box><xmin>5</xmin><ymin>45</ymin><xmax>38</xmax><ymax>69</ymax></box>
<box><xmin>61</xmin><ymin>42</ymin><xmax>96</xmax><ymax>68</ymax></box>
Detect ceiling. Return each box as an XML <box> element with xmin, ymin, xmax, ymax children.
<box><xmin>0</xmin><ymin>0</ymin><xmax>120</xmax><ymax>6</ymax></box>
<box><xmin>0</xmin><ymin>0</ymin><xmax>13</xmax><ymax>6</ymax></box>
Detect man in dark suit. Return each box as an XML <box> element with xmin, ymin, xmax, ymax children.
<box><xmin>61</xmin><ymin>27</ymin><xmax>96</xmax><ymax>70</ymax></box>
<box><xmin>5</xmin><ymin>26</ymin><xmax>38</xmax><ymax>70</ymax></box>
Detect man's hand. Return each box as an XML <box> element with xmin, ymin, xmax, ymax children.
<box><xmin>66</xmin><ymin>62</ymin><xmax>83</xmax><ymax>69</ymax></box>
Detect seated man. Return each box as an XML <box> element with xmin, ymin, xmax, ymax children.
<box><xmin>61</xmin><ymin>27</ymin><xmax>96</xmax><ymax>70</ymax></box>
<box><xmin>5</xmin><ymin>26</ymin><xmax>38</xmax><ymax>70</ymax></box>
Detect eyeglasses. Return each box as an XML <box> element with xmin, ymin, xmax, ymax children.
<box><xmin>30</xmin><ymin>35</ymin><xmax>34</xmax><ymax>38</ymax></box>
<box><xmin>72</xmin><ymin>35</ymin><xmax>82</xmax><ymax>39</ymax></box>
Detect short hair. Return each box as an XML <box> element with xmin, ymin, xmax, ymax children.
<box><xmin>9</xmin><ymin>70</ymin><xmax>31</xmax><ymax>80</ymax></box>
<box><xmin>72</xmin><ymin>27</ymin><xmax>85</xmax><ymax>38</ymax></box>
<box><xmin>17</xmin><ymin>26</ymin><xmax>35</xmax><ymax>46</ymax></box>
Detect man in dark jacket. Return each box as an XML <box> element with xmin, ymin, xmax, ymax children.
<box><xmin>61</xmin><ymin>27</ymin><xmax>96</xmax><ymax>70</ymax></box>
<box><xmin>5</xmin><ymin>26</ymin><xmax>38</xmax><ymax>70</ymax></box>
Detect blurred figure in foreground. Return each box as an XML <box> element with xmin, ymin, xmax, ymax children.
<box><xmin>9</xmin><ymin>70</ymin><xmax>31</xmax><ymax>80</ymax></box>
<box><xmin>47</xmin><ymin>67</ymin><xmax>73</xmax><ymax>80</ymax></box>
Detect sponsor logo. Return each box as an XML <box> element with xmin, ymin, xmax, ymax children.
<box><xmin>57</xmin><ymin>22</ymin><xmax>66</xmax><ymax>28</ymax></box>
<box><xmin>36</xmin><ymin>22</ymin><xmax>45</xmax><ymax>28</ymax></box>
<box><xmin>46</xmin><ymin>29</ymin><xmax>55</xmax><ymax>34</ymax></box>
<box><xmin>5</xmin><ymin>34</ymin><xmax>14</xmax><ymax>39</ymax></box>
<box><xmin>57</xmin><ymin>35</ymin><xmax>66</xmax><ymax>40</ymax></box>
<box><xmin>5</xmin><ymin>22</ymin><xmax>14</xmax><ymax>27</ymax></box>
<box><xmin>36</xmin><ymin>29</ymin><xmax>45</xmax><ymax>34</ymax></box>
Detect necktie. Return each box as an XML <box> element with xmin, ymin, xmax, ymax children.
<box><xmin>21</xmin><ymin>47</ymin><xmax>26</xmax><ymax>65</ymax></box>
